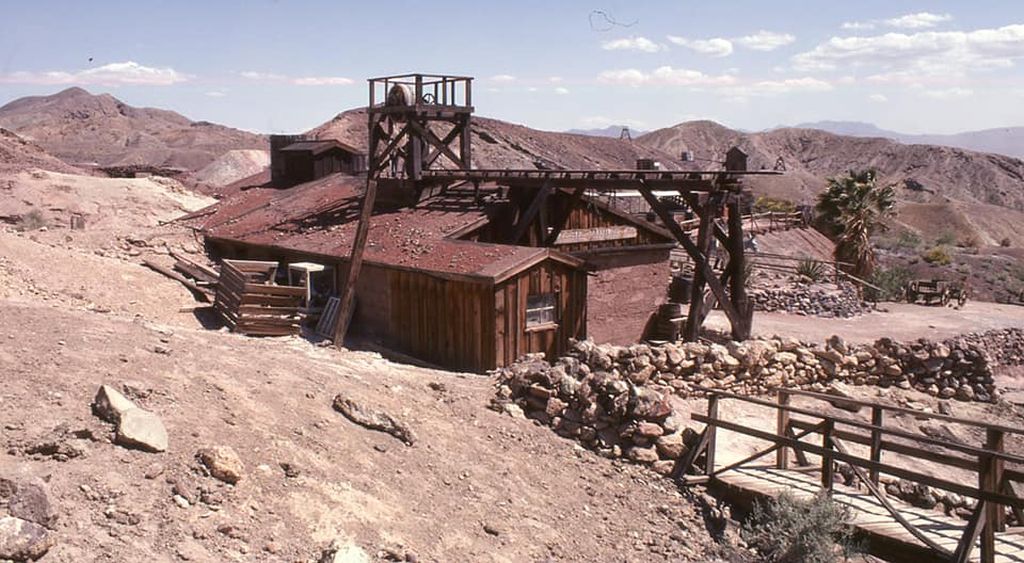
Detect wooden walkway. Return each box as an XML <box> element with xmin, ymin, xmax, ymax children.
<box><xmin>714</xmin><ymin>464</ymin><xmax>1024</xmax><ymax>562</ymax></box>
<box><xmin>676</xmin><ymin>388</ymin><xmax>1024</xmax><ymax>562</ymax></box>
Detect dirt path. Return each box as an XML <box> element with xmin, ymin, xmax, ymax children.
<box><xmin>706</xmin><ymin>301</ymin><xmax>1024</xmax><ymax>344</ymax></box>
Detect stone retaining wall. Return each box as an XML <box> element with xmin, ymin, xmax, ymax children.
<box><xmin>749</xmin><ymin>283</ymin><xmax>872</xmax><ymax>318</ymax></box>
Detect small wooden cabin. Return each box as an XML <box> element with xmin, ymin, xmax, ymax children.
<box><xmin>270</xmin><ymin>137</ymin><xmax>366</xmax><ymax>187</ymax></box>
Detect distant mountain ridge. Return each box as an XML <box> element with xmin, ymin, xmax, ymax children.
<box><xmin>0</xmin><ymin>87</ymin><xmax>266</xmax><ymax>170</ymax></box>
<box><xmin>790</xmin><ymin>120</ymin><xmax>1024</xmax><ymax>159</ymax></box>
<box><xmin>566</xmin><ymin>125</ymin><xmax>647</xmax><ymax>138</ymax></box>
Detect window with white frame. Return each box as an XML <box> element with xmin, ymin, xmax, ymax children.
<box><xmin>526</xmin><ymin>293</ymin><xmax>557</xmax><ymax>327</ymax></box>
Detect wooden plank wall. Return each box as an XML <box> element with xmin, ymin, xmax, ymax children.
<box><xmin>494</xmin><ymin>260</ymin><xmax>587</xmax><ymax>366</ymax></box>
<box><xmin>551</xmin><ymin>200</ymin><xmax>666</xmax><ymax>253</ymax></box>
<box><xmin>385</xmin><ymin>269</ymin><xmax>495</xmax><ymax>372</ymax></box>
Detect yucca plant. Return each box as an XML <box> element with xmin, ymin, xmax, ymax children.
<box><xmin>795</xmin><ymin>257</ymin><xmax>827</xmax><ymax>283</ymax></box>
<box><xmin>816</xmin><ymin>170</ymin><xmax>897</xmax><ymax>279</ymax></box>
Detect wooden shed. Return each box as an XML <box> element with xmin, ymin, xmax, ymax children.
<box><xmin>271</xmin><ymin>138</ymin><xmax>367</xmax><ymax>187</ymax></box>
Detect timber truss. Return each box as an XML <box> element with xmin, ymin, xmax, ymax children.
<box><xmin>418</xmin><ymin>162</ymin><xmax>780</xmax><ymax>342</ymax></box>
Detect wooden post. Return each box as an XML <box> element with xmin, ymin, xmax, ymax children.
<box><xmin>726</xmin><ymin>196</ymin><xmax>751</xmax><ymax>340</ymax></box>
<box><xmin>870</xmin><ymin>406</ymin><xmax>883</xmax><ymax>485</ymax></box>
<box><xmin>685</xmin><ymin>197</ymin><xmax>714</xmax><ymax>341</ymax></box>
<box><xmin>776</xmin><ymin>390</ymin><xmax>790</xmax><ymax>470</ymax></box>
<box><xmin>332</xmin><ymin>177</ymin><xmax>378</xmax><ymax>347</ymax></box>
<box><xmin>705</xmin><ymin>395</ymin><xmax>719</xmax><ymax>476</ymax></box>
<box><xmin>821</xmin><ymin>419</ymin><xmax>835</xmax><ymax>491</ymax></box>
<box><xmin>987</xmin><ymin>429</ymin><xmax>1006</xmax><ymax>533</ymax></box>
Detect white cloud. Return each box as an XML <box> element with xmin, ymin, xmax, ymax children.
<box><xmin>0</xmin><ymin>61</ymin><xmax>190</xmax><ymax>86</ymax></box>
<box><xmin>597</xmin><ymin>66</ymin><xmax>737</xmax><ymax>87</ymax></box>
<box><xmin>205</xmin><ymin>91</ymin><xmax>227</xmax><ymax>98</ymax></box>
<box><xmin>727</xmin><ymin>77</ymin><xmax>834</xmax><ymax>97</ymax></box>
<box><xmin>554</xmin><ymin>86</ymin><xmax>570</xmax><ymax>95</ymax></box>
<box><xmin>548</xmin><ymin>76</ymin><xmax>563</xmax><ymax>83</ymax></box>
<box><xmin>842</xmin><ymin>12</ymin><xmax>953</xmax><ymax>33</ymax></box>
<box><xmin>602</xmin><ymin>36</ymin><xmax>664</xmax><ymax>53</ymax></box>
<box><xmin>884</xmin><ymin>12</ymin><xmax>953</xmax><ymax>30</ymax></box>
<box><xmin>667</xmin><ymin>36</ymin><xmax>734</xmax><ymax>57</ymax></box>
<box><xmin>736</xmin><ymin>30</ymin><xmax>796</xmax><ymax>51</ymax></box>
<box><xmin>868</xmin><ymin>93</ymin><xmax>888</xmax><ymax>102</ymax></box>
<box><xmin>791</xmin><ymin>24</ymin><xmax>1024</xmax><ymax>79</ymax></box>
<box><xmin>489</xmin><ymin>74</ymin><xmax>516</xmax><ymax>83</ymax></box>
<box><xmin>923</xmin><ymin>87</ymin><xmax>973</xmax><ymax>99</ymax></box>
<box><xmin>841</xmin><ymin>21</ymin><xmax>876</xmax><ymax>31</ymax></box>
<box><xmin>240</xmin><ymin>71</ymin><xmax>353</xmax><ymax>86</ymax></box>
<box><xmin>527</xmin><ymin>86</ymin><xmax>539</xmax><ymax>92</ymax></box>
<box><xmin>292</xmin><ymin>76</ymin><xmax>353</xmax><ymax>86</ymax></box>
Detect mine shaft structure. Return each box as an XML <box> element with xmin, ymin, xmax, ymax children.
<box><xmin>333</xmin><ymin>74</ymin><xmax>474</xmax><ymax>344</ymax></box>
<box><xmin>336</xmin><ymin>72</ymin><xmax>776</xmax><ymax>345</ymax></box>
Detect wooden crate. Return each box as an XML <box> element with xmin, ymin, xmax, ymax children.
<box><xmin>214</xmin><ymin>260</ymin><xmax>306</xmax><ymax>336</ymax></box>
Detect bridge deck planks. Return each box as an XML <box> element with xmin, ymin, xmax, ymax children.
<box><xmin>715</xmin><ymin>465</ymin><xmax>1024</xmax><ymax>562</ymax></box>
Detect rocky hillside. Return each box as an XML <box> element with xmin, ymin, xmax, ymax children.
<box><xmin>0</xmin><ymin>88</ymin><xmax>266</xmax><ymax>171</ymax></box>
<box><xmin>0</xmin><ymin>128</ymin><xmax>82</xmax><ymax>175</ymax></box>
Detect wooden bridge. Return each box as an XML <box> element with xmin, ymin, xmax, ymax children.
<box><xmin>675</xmin><ymin>388</ymin><xmax>1024</xmax><ymax>562</ymax></box>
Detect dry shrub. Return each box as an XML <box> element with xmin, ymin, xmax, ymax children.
<box><xmin>922</xmin><ymin>246</ymin><xmax>952</xmax><ymax>266</ymax></box>
<box><xmin>741</xmin><ymin>492</ymin><xmax>859</xmax><ymax>563</ymax></box>
<box><xmin>17</xmin><ymin>209</ymin><xmax>46</xmax><ymax>231</ymax></box>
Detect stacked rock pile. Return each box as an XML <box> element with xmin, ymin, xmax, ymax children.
<box><xmin>493</xmin><ymin>329</ymin><xmax>1024</xmax><ymax>468</ymax></box>
<box><xmin>749</xmin><ymin>283</ymin><xmax>872</xmax><ymax>318</ymax></box>
<box><xmin>958</xmin><ymin>328</ymin><xmax>1024</xmax><ymax>367</ymax></box>
<box><xmin>492</xmin><ymin>354</ymin><xmax>698</xmax><ymax>476</ymax></box>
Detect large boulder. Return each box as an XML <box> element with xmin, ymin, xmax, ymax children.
<box><xmin>7</xmin><ymin>481</ymin><xmax>56</xmax><ymax>529</ymax></box>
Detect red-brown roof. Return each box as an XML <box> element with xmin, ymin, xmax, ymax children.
<box><xmin>196</xmin><ymin>173</ymin><xmax>582</xmax><ymax>281</ymax></box>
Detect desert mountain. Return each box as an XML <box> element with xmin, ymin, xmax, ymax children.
<box><xmin>308</xmin><ymin>109</ymin><xmax>679</xmax><ymax>170</ymax></box>
<box><xmin>794</xmin><ymin>120</ymin><xmax>1024</xmax><ymax>159</ymax></box>
<box><xmin>565</xmin><ymin>125</ymin><xmax>648</xmax><ymax>138</ymax></box>
<box><xmin>0</xmin><ymin>87</ymin><xmax>266</xmax><ymax>170</ymax></box>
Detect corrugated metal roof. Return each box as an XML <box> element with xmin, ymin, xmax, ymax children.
<box><xmin>279</xmin><ymin>139</ymin><xmax>364</xmax><ymax>157</ymax></box>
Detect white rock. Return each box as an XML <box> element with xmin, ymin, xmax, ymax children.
<box><xmin>116</xmin><ymin>408</ymin><xmax>168</xmax><ymax>452</ymax></box>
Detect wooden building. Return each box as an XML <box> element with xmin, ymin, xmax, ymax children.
<box><xmin>270</xmin><ymin>135</ymin><xmax>366</xmax><ymax>188</ymax></box>
<box><xmin>196</xmin><ymin>172</ymin><xmax>674</xmax><ymax>371</ymax></box>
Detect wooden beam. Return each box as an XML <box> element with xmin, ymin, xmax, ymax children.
<box><xmin>543</xmin><ymin>187</ymin><xmax>586</xmax><ymax>246</ymax></box>
<box><xmin>408</xmin><ymin>120</ymin><xmax>463</xmax><ymax>171</ymax></box>
<box><xmin>333</xmin><ymin>176</ymin><xmax>379</xmax><ymax>346</ymax></box>
<box><xmin>638</xmin><ymin>184</ymin><xmax>740</xmax><ymax>333</ymax></box>
<box><xmin>509</xmin><ymin>180</ymin><xmax>553</xmax><ymax>244</ymax></box>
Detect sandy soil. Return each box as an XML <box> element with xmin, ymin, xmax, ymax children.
<box><xmin>706</xmin><ymin>301</ymin><xmax>1024</xmax><ymax>345</ymax></box>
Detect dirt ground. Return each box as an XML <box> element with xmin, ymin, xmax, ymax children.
<box><xmin>706</xmin><ymin>301</ymin><xmax>1024</xmax><ymax>344</ymax></box>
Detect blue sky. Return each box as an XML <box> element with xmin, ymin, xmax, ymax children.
<box><xmin>2</xmin><ymin>0</ymin><xmax>1023</xmax><ymax>135</ymax></box>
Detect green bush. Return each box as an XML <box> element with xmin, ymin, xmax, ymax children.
<box><xmin>741</xmin><ymin>492</ymin><xmax>859</xmax><ymax>563</ymax></box>
<box><xmin>867</xmin><ymin>265</ymin><xmax>913</xmax><ymax>302</ymax></box>
<box><xmin>922</xmin><ymin>246</ymin><xmax>952</xmax><ymax>266</ymax></box>
<box><xmin>796</xmin><ymin>258</ymin><xmax>828</xmax><ymax>283</ymax></box>
<box><xmin>754</xmin><ymin>196</ymin><xmax>797</xmax><ymax>214</ymax></box>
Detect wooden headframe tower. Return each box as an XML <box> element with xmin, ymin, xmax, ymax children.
<box><xmin>333</xmin><ymin>74</ymin><xmax>475</xmax><ymax>345</ymax></box>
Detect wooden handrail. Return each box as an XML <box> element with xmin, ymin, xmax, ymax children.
<box><xmin>692</xmin><ymin>412</ymin><xmax>1024</xmax><ymax>508</ymax></box>
<box><xmin>696</xmin><ymin>388</ymin><xmax>1024</xmax><ymax>466</ymax></box>
<box><xmin>781</xmin><ymin>389</ymin><xmax>1024</xmax><ymax>435</ymax></box>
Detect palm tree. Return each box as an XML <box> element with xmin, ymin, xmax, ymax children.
<box><xmin>815</xmin><ymin>170</ymin><xmax>896</xmax><ymax>278</ymax></box>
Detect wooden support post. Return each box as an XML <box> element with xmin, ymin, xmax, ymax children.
<box><xmin>333</xmin><ymin>177</ymin><xmax>378</xmax><ymax>347</ymax></box>
<box><xmin>977</xmin><ymin>429</ymin><xmax>1004</xmax><ymax>563</ymax></box>
<box><xmin>685</xmin><ymin>198</ymin><xmax>714</xmax><ymax>341</ymax></box>
<box><xmin>776</xmin><ymin>390</ymin><xmax>790</xmax><ymax>470</ymax></box>
<box><xmin>726</xmin><ymin>196</ymin><xmax>751</xmax><ymax>340</ymax></box>
<box><xmin>638</xmin><ymin>185</ymin><xmax>740</xmax><ymax>333</ymax></box>
<box><xmin>821</xmin><ymin>419</ymin><xmax>835</xmax><ymax>491</ymax></box>
<box><xmin>543</xmin><ymin>187</ymin><xmax>586</xmax><ymax>245</ymax></box>
<box><xmin>705</xmin><ymin>395</ymin><xmax>719</xmax><ymax>476</ymax></box>
<box><xmin>509</xmin><ymin>180</ymin><xmax>553</xmax><ymax>245</ymax></box>
<box><xmin>870</xmin><ymin>406</ymin><xmax>883</xmax><ymax>485</ymax></box>
<box><xmin>987</xmin><ymin>429</ymin><xmax>1006</xmax><ymax>533</ymax></box>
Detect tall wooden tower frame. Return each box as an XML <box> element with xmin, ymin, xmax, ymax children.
<box><xmin>333</xmin><ymin>73</ymin><xmax>475</xmax><ymax>345</ymax></box>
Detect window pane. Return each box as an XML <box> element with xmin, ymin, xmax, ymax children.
<box><xmin>526</xmin><ymin>293</ymin><xmax>557</xmax><ymax>327</ymax></box>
